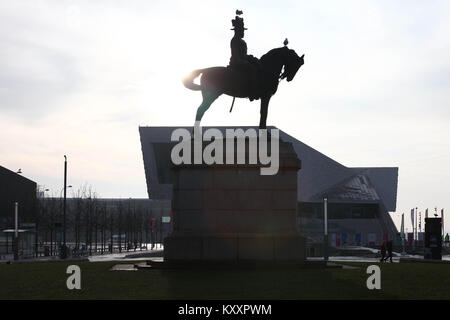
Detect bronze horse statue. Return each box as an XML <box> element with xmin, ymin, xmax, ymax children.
<box><xmin>182</xmin><ymin>44</ymin><xmax>304</xmax><ymax>129</ymax></box>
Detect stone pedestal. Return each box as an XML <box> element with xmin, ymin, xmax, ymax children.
<box><xmin>164</xmin><ymin>135</ymin><xmax>305</xmax><ymax>262</ymax></box>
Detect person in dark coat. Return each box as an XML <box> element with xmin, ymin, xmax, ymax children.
<box><xmin>380</xmin><ymin>241</ymin><xmax>386</xmax><ymax>262</ymax></box>
<box><xmin>229</xmin><ymin>10</ymin><xmax>260</xmax><ymax>101</ymax></box>
<box><xmin>385</xmin><ymin>240</ymin><xmax>393</xmax><ymax>263</ymax></box>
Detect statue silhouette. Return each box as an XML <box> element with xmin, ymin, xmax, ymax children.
<box><xmin>182</xmin><ymin>10</ymin><xmax>304</xmax><ymax>129</ymax></box>
<box><xmin>229</xmin><ymin>10</ymin><xmax>260</xmax><ymax>101</ymax></box>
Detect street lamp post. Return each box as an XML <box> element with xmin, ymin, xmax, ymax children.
<box><xmin>413</xmin><ymin>207</ymin><xmax>417</xmax><ymax>251</ymax></box>
<box><xmin>61</xmin><ymin>155</ymin><xmax>68</xmax><ymax>259</ymax></box>
<box><xmin>401</xmin><ymin>213</ymin><xmax>406</xmax><ymax>255</ymax></box>
<box><xmin>57</xmin><ymin>185</ymin><xmax>71</xmax><ymax>258</ymax></box>
<box><xmin>324</xmin><ymin>197</ymin><xmax>328</xmax><ymax>261</ymax></box>
<box><xmin>13</xmin><ymin>202</ymin><xmax>19</xmax><ymax>261</ymax></box>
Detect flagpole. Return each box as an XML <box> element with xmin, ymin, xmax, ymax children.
<box><xmin>415</xmin><ymin>207</ymin><xmax>418</xmax><ymax>249</ymax></box>
<box><xmin>14</xmin><ymin>202</ymin><xmax>19</xmax><ymax>261</ymax></box>
<box><xmin>401</xmin><ymin>213</ymin><xmax>406</xmax><ymax>255</ymax></box>
<box><xmin>323</xmin><ymin>197</ymin><xmax>328</xmax><ymax>261</ymax></box>
<box><xmin>419</xmin><ymin>211</ymin><xmax>421</xmax><ymax>233</ymax></box>
<box><xmin>412</xmin><ymin>208</ymin><xmax>415</xmax><ymax>251</ymax></box>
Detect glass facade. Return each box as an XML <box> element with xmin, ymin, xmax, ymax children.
<box><xmin>298</xmin><ymin>202</ymin><xmax>379</xmax><ymax>219</ymax></box>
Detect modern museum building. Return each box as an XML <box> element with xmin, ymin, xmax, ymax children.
<box><xmin>139</xmin><ymin>126</ymin><xmax>399</xmax><ymax>249</ymax></box>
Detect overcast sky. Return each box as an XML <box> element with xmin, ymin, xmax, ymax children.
<box><xmin>1</xmin><ymin>0</ymin><xmax>449</xmax><ymax>233</ymax></box>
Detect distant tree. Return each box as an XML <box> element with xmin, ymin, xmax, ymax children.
<box><xmin>117</xmin><ymin>200</ymin><xmax>124</xmax><ymax>253</ymax></box>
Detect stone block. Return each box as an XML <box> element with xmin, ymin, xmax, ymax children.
<box><xmin>173</xmin><ymin>190</ymin><xmax>203</xmax><ymax>210</ymax></box>
<box><xmin>202</xmin><ymin>189</ymin><xmax>238</xmax><ymax>210</ymax></box>
<box><xmin>178</xmin><ymin>168</ymin><xmax>213</xmax><ymax>189</ymax></box>
<box><xmin>270</xmin><ymin>211</ymin><xmax>297</xmax><ymax>232</ymax></box>
<box><xmin>238</xmin><ymin>237</ymin><xmax>274</xmax><ymax>260</ymax></box>
<box><xmin>164</xmin><ymin>236</ymin><xmax>203</xmax><ymax>260</ymax></box>
<box><xmin>274</xmin><ymin>236</ymin><xmax>305</xmax><ymax>260</ymax></box>
<box><xmin>178</xmin><ymin>211</ymin><xmax>202</xmax><ymax>232</ymax></box>
<box><xmin>202</xmin><ymin>236</ymin><xmax>237</xmax><ymax>260</ymax></box>
<box><xmin>164</xmin><ymin>136</ymin><xmax>305</xmax><ymax>263</ymax></box>
<box><xmin>270</xmin><ymin>190</ymin><xmax>297</xmax><ymax>210</ymax></box>
<box><xmin>236</xmin><ymin>211</ymin><xmax>272</xmax><ymax>233</ymax></box>
<box><xmin>215</xmin><ymin>211</ymin><xmax>237</xmax><ymax>233</ymax></box>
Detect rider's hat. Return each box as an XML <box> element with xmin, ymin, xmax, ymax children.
<box><xmin>231</xmin><ymin>10</ymin><xmax>247</xmax><ymax>30</ymax></box>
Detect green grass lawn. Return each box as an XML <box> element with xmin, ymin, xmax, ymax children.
<box><xmin>1</xmin><ymin>261</ymin><xmax>449</xmax><ymax>299</ymax></box>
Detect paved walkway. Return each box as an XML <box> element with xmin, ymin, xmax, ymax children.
<box><xmin>309</xmin><ymin>254</ymin><xmax>450</xmax><ymax>264</ymax></box>
<box><xmin>2</xmin><ymin>247</ymin><xmax>449</xmax><ymax>264</ymax></box>
<box><xmin>0</xmin><ymin>249</ymin><xmax>164</xmax><ymax>264</ymax></box>
<box><xmin>89</xmin><ymin>249</ymin><xmax>163</xmax><ymax>262</ymax></box>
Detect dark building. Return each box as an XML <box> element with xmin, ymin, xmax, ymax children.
<box><xmin>0</xmin><ymin>165</ymin><xmax>37</xmax><ymax>257</ymax></box>
<box><xmin>0</xmin><ymin>165</ymin><xmax>37</xmax><ymax>228</ymax></box>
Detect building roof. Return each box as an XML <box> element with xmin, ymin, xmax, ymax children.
<box><xmin>310</xmin><ymin>173</ymin><xmax>381</xmax><ymax>202</ymax></box>
<box><xmin>0</xmin><ymin>165</ymin><xmax>37</xmax><ymax>187</ymax></box>
<box><xmin>278</xmin><ymin>129</ymin><xmax>398</xmax><ymax>211</ymax></box>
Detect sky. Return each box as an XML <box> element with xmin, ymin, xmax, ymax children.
<box><xmin>1</xmin><ymin>0</ymin><xmax>450</xmax><ymax>233</ymax></box>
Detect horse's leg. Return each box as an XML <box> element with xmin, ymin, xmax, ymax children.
<box><xmin>259</xmin><ymin>95</ymin><xmax>271</xmax><ymax>129</ymax></box>
<box><xmin>195</xmin><ymin>90</ymin><xmax>220</xmax><ymax>124</ymax></box>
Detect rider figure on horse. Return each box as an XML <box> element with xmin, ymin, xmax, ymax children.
<box><xmin>229</xmin><ymin>10</ymin><xmax>260</xmax><ymax>101</ymax></box>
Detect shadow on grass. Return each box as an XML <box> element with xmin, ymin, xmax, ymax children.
<box><xmin>159</xmin><ymin>265</ymin><xmax>391</xmax><ymax>300</ymax></box>
<box><xmin>3</xmin><ymin>261</ymin><xmax>450</xmax><ymax>299</ymax></box>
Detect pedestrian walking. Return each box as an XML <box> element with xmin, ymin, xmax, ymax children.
<box><xmin>385</xmin><ymin>240</ymin><xmax>393</xmax><ymax>263</ymax></box>
<box><xmin>380</xmin><ymin>241</ymin><xmax>386</xmax><ymax>262</ymax></box>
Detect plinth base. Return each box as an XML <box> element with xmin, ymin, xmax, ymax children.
<box><xmin>164</xmin><ymin>233</ymin><xmax>305</xmax><ymax>262</ymax></box>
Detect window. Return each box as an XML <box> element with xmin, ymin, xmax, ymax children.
<box><xmin>298</xmin><ymin>202</ymin><xmax>379</xmax><ymax>219</ymax></box>
<box><xmin>352</xmin><ymin>207</ymin><xmax>363</xmax><ymax>218</ymax></box>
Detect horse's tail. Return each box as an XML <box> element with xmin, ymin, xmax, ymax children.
<box><xmin>182</xmin><ymin>69</ymin><xmax>204</xmax><ymax>91</ymax></box>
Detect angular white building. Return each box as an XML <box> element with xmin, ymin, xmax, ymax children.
<box><xmin>139</xmin><ymin>126</ymin><xmax>398</xmax><ymax>247</ymax></box>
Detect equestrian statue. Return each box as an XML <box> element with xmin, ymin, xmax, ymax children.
<box><xmin>182</xmin><ymin>10</ymin><xmax>304</xmax><ymax>129</ymax></box>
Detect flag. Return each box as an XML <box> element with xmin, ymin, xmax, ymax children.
<box><xmin>419</xmin><ymin>211</ymin><xmax>422</xmax><ymax>232</ymax></box>
<box><xmin>411</xmin><ymin>208</ymin><xmax>415</xmax><ymax>230</ymax></box>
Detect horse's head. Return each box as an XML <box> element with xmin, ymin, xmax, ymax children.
<box><xmin>281</xmin><ymin>47</ymin><xmax>304</xmax><ymax>82</ymax></box>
